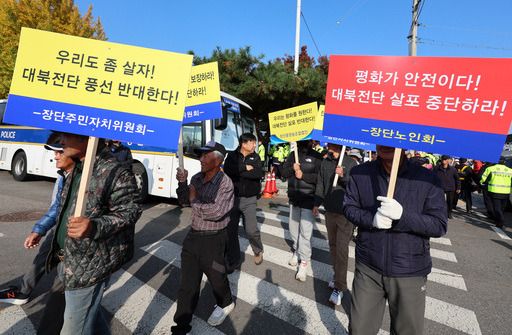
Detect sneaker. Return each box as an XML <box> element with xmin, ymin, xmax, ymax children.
<box><xmin>254</xmin><ymin>252</ymin><xmax>263</xmax><ymax>265</ymax></box>
<box><xmin>207</xmin><ymin>302</ymin><xmax>235</xmax><ymax>326</ymax></box>
<box><xmin>295</xmin><ymin>262</ymin><xmax>308</xmax><ymax>282</ymax></box>
<box><xmin>329</xmin><ymin>288</ymin><xmax>343</xmax><ymax>306</ymax></box>
<box><xmin>0</xmin><ymin>286</ymin><xmax>29</xmax><ymax>305</ymax></box>
<box><xmin>328</xmin><ymin>279</ymin><xmax>335</xmax><ymax>290</ymax></box>
<box><xmin>288</xmin><ymin>252</ymin><xmax>298</xmax><ymax>266</ymax></box>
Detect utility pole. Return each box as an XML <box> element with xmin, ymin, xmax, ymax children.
<box><xmin>409</xmin><ymin>0</ymin><xmax>420</xmax><ymax>56</ymax></box>
<box><xmin>294</xmin><ymin>0</ymin><xmax>302</xmax><ymax>74</ymax></box>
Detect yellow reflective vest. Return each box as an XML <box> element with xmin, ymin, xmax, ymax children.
<box><xmin>258</xmin><ymin>144</ymin><xmax>265</xmax><ymax>161</ymax></box>
<box><xmin>480</xmin><ymin>164</ymin><xmax>512</xmax><ymax>194</ymax></box>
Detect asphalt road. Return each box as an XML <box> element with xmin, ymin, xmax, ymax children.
<box><xmin>0</xmin><ymin>170</ymin><xmax>511</xmax><ymax>334</ymax></box>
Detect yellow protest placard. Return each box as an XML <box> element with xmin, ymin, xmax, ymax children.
<box><xmin>313</xmin><ymin>104</ymin><xmax>325</xmax><ymax>131</ymax></box>
<box><xmin>5</xmin><ymin>28</ymin><xmax>193</xmax><ymax>149</ymax></box>
<box><xmin>186</xmin><ymin>62</ymin><xmax>220</xmax><ymax>106</ymax></box>
<box><xmin>311</xmin><ymin>105</ymin><xmax>376</xmax><ymax>150</ymax></box>
<box><xmin>183</xmin><ymin>62</ymin><xmax>222</xmax><ymax>122</ymax></box>
<box><xmin>268</xmin><ymin>102</ymin><xmax>318</xmax><ymax>143</ymax></box>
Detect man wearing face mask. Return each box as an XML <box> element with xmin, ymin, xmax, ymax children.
<box><xmin>344</xmin><ymin>145</ymin><xmax>447</xmax><ymax>335</ymax></box>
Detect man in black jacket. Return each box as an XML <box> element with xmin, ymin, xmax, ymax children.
<box><xmin>344</xmin><ymin>145</ymin><xmax>447</xmax><ymax>334</ymax></box>
<box><xmin>435</xmin><ymin>155</ymin><xmax>461</xmax><ymax>219</ymax></box>
<box><xmin>280</xmin><ymin>140</ymin><xmax>322</xmax><ymax>282</ymax></box>
<box><xmin>478</xmin><ymin>162</ymin><xmax>496</xmax><ymax>219</ymax></box>
<box><xmin>224</xmin><ymin>133</ymin><xmax>264</xmax><ymax>272</ymax></box>
<box><xmin>455</xmin><ymin>158</ymin><xmax>479</xmax><ymax>214</ymax></box>
<box><xmin>313</xmin><ymin>143</ymin><xmax>357</xmax><ymax>305</ymax></box>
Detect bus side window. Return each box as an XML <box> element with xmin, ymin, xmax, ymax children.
<box><xmin>0</xmin><ymin>101</ymin><xmax>7</xmax><ymax>124</ymax></box>
<box><xmin>182</xmin><ymin>122</ymin><xmax>203</xmax><ymax>158</ymax></box>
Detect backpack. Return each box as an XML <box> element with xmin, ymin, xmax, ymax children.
<box><xmin>457</xmin><ymin>165</ymin><xmax>468</xmax><ymax>180</ymax></box>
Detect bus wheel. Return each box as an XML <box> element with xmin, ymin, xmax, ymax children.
<box><xmin>12</xmin><ymin>152</ymin><xmax>28</xmax><ymax>181</ymax></box>
<box><xmin>132</xmin><ymin>162</ymin><xmax>148</xmax><ymax>202</ymax></box>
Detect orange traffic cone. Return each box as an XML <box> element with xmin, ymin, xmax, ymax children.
<box><xmin>270</xmin><ymin>170</ymin><xmax>279</xmax><ymax>197</ymax></box>
<box><xmin>261</xmin><ymin>171</ymin><xmax>273</xmax><ymax>198</ymax></box>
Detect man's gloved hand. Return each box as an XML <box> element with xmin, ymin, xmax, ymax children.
<box><xmin>376</xmin><ymin>196</ymin><xmax>403</xmax><ymax>220</ymax></box>
<box><xmin>372</xmin><ymin>211</ymin><xmax>393</xmax><ymax>229</ymax></box>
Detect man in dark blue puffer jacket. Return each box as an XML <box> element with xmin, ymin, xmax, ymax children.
<box><xmin>344</xmin><ymin>145</ymin><xmax>447</xmax><ymax>335</ymax></box>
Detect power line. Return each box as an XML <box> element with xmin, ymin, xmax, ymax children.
<box><xmin>408</xmin><ymin>0</ymin><xmax>422</xmax><ymax>40</ymax></box>
<box><xmin>418</xmin><ymin>38</ymin><xmax>512</xmax><ymax>51</ymax></box>
<box><xmin>320</xmin><ymin>0</ymin><xmax>370</xmax><ymax>41</ymax></box>
<box><xmin>419</xmin><ymin>24</ymin><xmax>512</xmax><ymax>35</ymax></box>
<box><xmin>301</xmin><ymin>12</ymin><xmax>322</xmax><ymax>57</ymax></box>
<box><xmin>417</xmin><ymin>0</ymin><xmax>426</xmax><ymax>20</ymax></box>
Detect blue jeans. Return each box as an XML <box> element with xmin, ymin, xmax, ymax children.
<box><xmin>59</xmin><ymin>265</ymin><xmax>110</xmax><ymax>335</ymax></box>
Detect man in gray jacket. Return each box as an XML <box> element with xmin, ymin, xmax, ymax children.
<box><xmin>313</xmin><ymin>143</ymin><xmax>357</xmax><ymax>305</ymax></box>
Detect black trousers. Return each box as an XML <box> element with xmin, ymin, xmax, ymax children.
<box><xmin>482</xmin><ymin>188</ymin><xmax>495</xmax><ymax>219</ymax></box>
<box><xmin>171</xmin><ymin>229</ymin><xmax>233</xmax><ymax>335</ymax></box>
<box><xmin>226</xmin><ymin>196</ymin><xmax>263</xmax><ymax>265</ymax></box>
<box><xmin>461</xmin><ymin>182</ymin><xmax>473</xmax><ymax>212</ymax></box>
<box><xmin>21</xmin><ymin>229</ymin><xmax>54</xmax><ymax>295</ymax></box>
<box><xmin>490</xmin><ymin>194</ymin><xmax>508</xmax><ymax>227</ymax></box>
<box><xmin>37</xmin><ymin>265</ymin><xmax>65</xmax><ymax>335</ymax></box>
<box><xmin>445</xmin><ymin>191</ymin><xmax>455</xmax><ymax>215</ymax></box>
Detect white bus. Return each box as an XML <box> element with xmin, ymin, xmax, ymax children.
<box><xmin>0</xmin><ymin>92</ymin><xmax>258</xmax><ymax>201</ymax></box>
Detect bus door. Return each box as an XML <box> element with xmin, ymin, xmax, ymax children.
<box><xmin>213</xmin><ymin>97</ymin><xmax>244</xmax><ymax>152</ymax></box>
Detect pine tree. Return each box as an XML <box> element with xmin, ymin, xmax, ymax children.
<box><xmin>0</xmin><ymin>0</ymin><xmax>106</xmax><ymax>98</ymax></box>
<box><xmin>190</xmin><ymin>45</ymin><xmax>329</xmax><ymax>137</ymax></box>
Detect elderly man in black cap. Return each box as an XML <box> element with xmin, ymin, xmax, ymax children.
<box><xmin>172</xmin><ymin>141</ymin><xmax>235</xmax><ymax>335</ymax></box>
<box><xmin>434</xmin><ymin>155</ymin><xmax>461</xmax><ymax>219</ymax></box>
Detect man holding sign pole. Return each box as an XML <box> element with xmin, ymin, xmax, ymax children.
<box><xmin>173</xmin><ymin>141</ymin><xmax>235</xmax><ymax>334</ymax></box>
<box><xmin>313</xmin><ymin>143</ymin><xmax>357</xmax><ymax>305</ymax></box>
<box><xmin>280</xmin><ymin>140</ymin><xmax>322</xmax><ymax>282</ymax></box>
<box><xmin>343</xmin><ymin>145</ymin><xmax>447</xmax><ymax>335</ymax></box>
<box><xmin>43</xmin><ymin>133</ymin><xmax>142</xmax><ymax>334</ymax></box>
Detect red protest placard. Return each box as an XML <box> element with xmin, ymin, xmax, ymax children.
<box><xmin>325</xmin><ymin>55</ymin><xmax>512</xmax><ymax>134</ymax></box>
<box><xmin>324</xmin><ymin>55</ymin><xmax>512</xmax><ymax>162</ymax></box>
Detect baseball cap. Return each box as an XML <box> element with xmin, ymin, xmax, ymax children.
<box><xmin>411</xmin><ymin>156</ymin><xmax>429</xmax><ymax>165</ymax></box>
<box><xmin>441</xmin><ymin>155</ymin><xmax>452</xmax><ymax>161</ymax></box>
<box><xmin>349</xmin><ymin>149</ymin><xmax>362</xmax><ymax>159</ymax></box>
<box><xmin>44</xmin><ymin>132</ymin><xmax>63</xmax><ymax>151</ymax></box>
<box><xmin>44</xmin><ymin>143</ymin><xmax>63</xmax><ymax>151</ymax></box>
<box><xmin>193</xmin><ymin>141</ymin><xmax>227</xmax><ymax>158</ymax></box>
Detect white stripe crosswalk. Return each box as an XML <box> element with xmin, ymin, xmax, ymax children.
<box><xmin>261</xmin><ymin>206</ymin><xmax>453</xmax><ymax>246</ymax></box>
<box><xmin>0</xmin><ymin>305</ymin><xmax>37</xmax><ymax>335</ymax></box>
<box><xmin>238</xmin><ymin>235</ymin><xmax>467</xmax><ymax>291</ymax></box>
<box><xmin>0</xmin><ymin>204</ymin><xmax>481</xmax><ymax>334</ymax></box>
<box><xmin>127</xmin><ymin>205</ymin><xmax>478</xmax><ymax>334</ymax></box>
<box><xmin>253</xmin><ymin>211</ymin><xmax>459</xmax><ymax>263</ymax></box>
<box><xmin>102</xmin><ymin>269</ymin><xmax>224</xmax><ymax>335</ymax></box>
<box><xmin>256</xmin><ymin>210</ymin><xmax>458</xmax><ymax>262</ymax></box>
<box><xmin>142</xmin><ymin>239</ymin><xmax>359</xmax><ymax>335</ymax></box>
<box><xmin>141</xmin><ymin>236</ymin><xmax>476</xmax><ymax>334</ymax></box>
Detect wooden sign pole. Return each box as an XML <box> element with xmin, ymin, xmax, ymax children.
<box><xmin>332</xmin><ymin>145</ymin><xmax>347</xmax><ymax>187</ymax></box>
<box><xmin>386</xmin><ymin>147</ymin><xmax>403</xmax><ymax>199</ymax></box>
<box><xmin>178</xmin><ymin>129</ymin><xmax>184</xmax><ymax>172</ymax></box>
<box><xmin>74</xmin><ymin>136</ymin><xmax>99</xmax><ymax>217</ymax></box>
<box><xmin>293</xmin><ymin>141</ymin><xmax>299</xmax><ymax>164</ymax></box>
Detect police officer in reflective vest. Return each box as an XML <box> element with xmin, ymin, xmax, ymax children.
<box><xmin>480</xmin><ymin>159</ymin><xmax>512</xmax><ymax>229</ymax></box>
<box><xmin>258</xmin><ymin>141</ymin><xmax>265</xmax><ymax>161</ymax></box>
<box><xmin>258</xmin><ymin>141</ymin><xmax>266</xmax><ymax>170</ymax></box>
